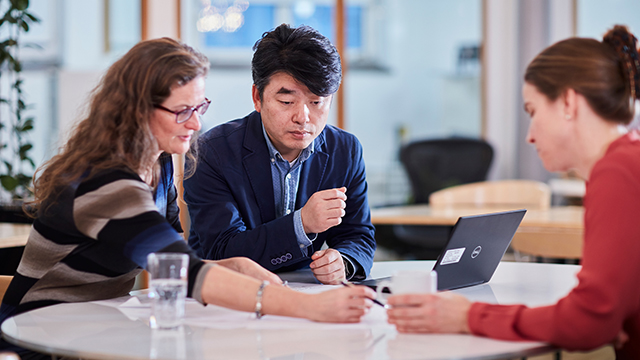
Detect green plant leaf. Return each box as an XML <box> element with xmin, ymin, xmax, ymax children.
<box><xmin>4</xmin><ymin>161</ymin><xmax>13</xmax><ymax>173</ymax></box>
<box><xmin>12</xmin><ymin>0</ymin><xmax>29</xmax><ymax>11</ymax></box>
<box><xmin>25</xmin><ymin>13</ymin><xmax>40</xmax><ymax>23</ymax></box>
<box><xmin>20</xmin><ymin>20</ymin><xmax>29</xmax><ymax>32</ymax></box>
<box><xmin>0</xmin><ymin>175</ymin><xmax>18</xmax><ymax>191</ymax></box>
<box><xmin>1</xmin><ymin>39</ymin><xmax>17</xmax><ymax>47</ymax></box>
<box><xmin>22</xmin><ymin>118</ymin><xmax>34</xmax><ymax>128</ymax></box>
<box><xmin>19</xmin><ymin>144</ymin><xmax>33</xmax><ymax>158</ymax></box>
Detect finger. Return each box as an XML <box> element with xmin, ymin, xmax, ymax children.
<box><xmin>392</xmin><ymin>317</ymin><xmax>434</xmax><ymax>330</ymax></box>
<box><xmin>313</xmin><ymin>267</ymin><xmax>345</xmax><ymax>284</ymax></box>
<box><xmin>311</xmin><ymin>250</ymin><xmax>326</xmax><ymax>261</ymax></box>
<box><xmin>387</xmin><ymin>306</ymin><xmax>428</xmax><ymax>320</ymax></box>
<box><xmin>324</xmin><ymin>208</ymin><xmax>346</xmax><ymax>219</ymax></box>
<box><xmin>316</xmin><ymin>188</ymin><xmax>347</xmax><ymax>201</ymax></box>
<box><xmin>348</xmin><ymin>297</ymin><xmax>374</xmax><ymax>310</ymax></box>
<box><xmin>387</xmin><ymin>294</ymin><xmax>434</xmax><ymax>307</ymax></box>
<box><xmin>324</xmin><ymin>199</ymin><xmax>346</xmax><ymax>210</ymax></box>
<box><xmin>312</xmin><ymin>261</ymin><xmax>342</xmax><ymax>274</ymax></box>
<box><xmin>265</xmin><ymin>271</ymin><xmax>283</xmax><ymax>284</ymax></box>
<box><xmin>310</xmin><ymin>249</ymin><xmax>340</xmax><ymax>268</ymax></box>
<box><xmin>345</xmin><ymin>286</ymin><xmax>377</xmax><ymax>301</ymax></box>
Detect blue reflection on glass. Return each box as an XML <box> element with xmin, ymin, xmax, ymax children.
<box><xmin>292</xmin><ymin>5</ymin><xmax>362</xmax><ymax>49</ymax></box>
<box><xmin>203</xmin><ymin>5</ymin><xmax>275</xmax><ymax>48</ymax></box>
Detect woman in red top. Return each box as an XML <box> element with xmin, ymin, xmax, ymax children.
<box><xmin>386</xmin><ymin>25</ymin><xmax>640</xmax><ymax>359</ymax></box>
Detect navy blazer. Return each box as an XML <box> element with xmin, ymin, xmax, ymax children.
<box><xmin>184</xmin><ymin>111</ymin><xmax>376</xmax><ymax>277</ymax></box>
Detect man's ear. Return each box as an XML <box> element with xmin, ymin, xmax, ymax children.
<box><xmin>252</xmin><ymin>85</ymin><xmax>262</xmax><ymax>113</ymax></box>
<box><xmin>562</xmin><ymin>88</ymin><xmax>578</xmax><ymax>121</ymax></box>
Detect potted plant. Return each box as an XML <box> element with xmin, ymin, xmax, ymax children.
<box><xmin>0</xmin><ymin>0</ymin><xmax>39</xmax><ymax>222</ymax></box>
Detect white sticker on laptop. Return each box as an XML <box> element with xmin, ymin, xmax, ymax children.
<box><xmin>440</xmin><ymin>247</ymin><xmax>466</xmax><ymax>265</ymax></box>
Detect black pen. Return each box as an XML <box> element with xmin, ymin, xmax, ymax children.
<box><xmin>341</xmin><ymin>280</ymin><xmax>387</xmax><ymax>308</ymax></box>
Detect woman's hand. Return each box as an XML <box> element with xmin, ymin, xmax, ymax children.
<box><xmin>211</xmin><ymin>257</ymin><xmax>283</xmax><ymax>284</ymax></box>
<box><xmin>305</xmin><ymin>285</ymin><xmax>376</xmax><ymax>323</ymax></box>
<box><xmin>386</xmin><ymin>292</ymin><xmax>472</xmax><ymax>334</ymax></box>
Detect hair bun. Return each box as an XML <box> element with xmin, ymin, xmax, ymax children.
<box><xmin>603</xmin><ymin>25</ymin><xmax>640</xmax><ymax>100</ymax></box>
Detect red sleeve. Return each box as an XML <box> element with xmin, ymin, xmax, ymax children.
<box><xmin>468</xmin><ymin>146</ymin><xmax>640</xmax><ymax>351</ymax></box>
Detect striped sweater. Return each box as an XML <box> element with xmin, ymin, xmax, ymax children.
<box><xmin>0</xmin><ymin>154</ymin><xmax>210</xmax><ymax>325</ymax></box>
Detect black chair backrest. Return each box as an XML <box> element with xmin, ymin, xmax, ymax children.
<box><xmin>399</xmin><ymin>138</ymin><xmax>493</xmax><ymax>204</ymax></box>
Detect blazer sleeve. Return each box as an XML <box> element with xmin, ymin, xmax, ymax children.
<box><xmin>323</xmin><ymin>138</ymin><xmax>376</xmax><ymax>279</ymax></box>
<box><xmin>184</xmin><ymin>142</ymin><xmax>307</xmax><ymax>271</ymax></box>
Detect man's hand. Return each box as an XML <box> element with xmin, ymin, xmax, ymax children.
<box><xmin>300</xmin><ymin>187</ymin><xmax>347</xmax><ymax>234</ymax></box>
<box><xmin>310</xmin><ymin>249</ymin><xmax>346</xmax><ymax>284</ymax></box>
<box><xmin>211</xmin><ymin>257</ymin><xmax>283</xmax><ymax>284</ymax></box>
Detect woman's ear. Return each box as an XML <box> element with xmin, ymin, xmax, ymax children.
<box><xmin>562</xmin><ymin>88</ymin><xmax>578</xmax><ymax>121</ymax></box>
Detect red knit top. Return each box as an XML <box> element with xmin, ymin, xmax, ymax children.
<box><xmin>468</xmin><ymin>131</ymin><xmax>640</xmax><ymax>359</ymax></box>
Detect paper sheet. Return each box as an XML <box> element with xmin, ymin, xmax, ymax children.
<box><xmin>90</xmin><ymin>288</ymin><xmax>392</xmax><ymax>331</ymax></box>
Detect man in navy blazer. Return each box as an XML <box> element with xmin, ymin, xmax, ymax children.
<box><xmin>184</xmin><ymin>24</ymin><xmax>376</xmax><ymax>284</ymax></box>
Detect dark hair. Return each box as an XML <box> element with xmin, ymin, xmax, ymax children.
<box><xmin>31</xmin><ymin>37</ymin><xmax>209</xmax><ymax>213</ymax></box>
<box><xmin>251</xmin><ymin>23</ymin><xmax>342</xmax><ymax>99</ymax></box>
<box><xmin>525</xmin><ymin>25</ymin><xmax>640</xmax><ymax>124</ymax></box>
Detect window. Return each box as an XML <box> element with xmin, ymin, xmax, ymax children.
<box><xmin>183</xmin><ymin>0</ymin><xmax>376</xmax><ymax>67</ymax></box>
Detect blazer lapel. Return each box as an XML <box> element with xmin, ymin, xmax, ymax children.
<box><xmin>296</xmin><ymin>131</ymin><xmax>329</xmax><ymax>209</ymax></box>
<box><xmin>242</xmin><ymin>112</ymin><xmax>276</xmax><ymax>223</ymax></box>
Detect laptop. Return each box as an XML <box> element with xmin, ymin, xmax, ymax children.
<box><xmin>359</xmin><ymin>209</ymin><xmax>526</xmax><ymax>291</ymax></box>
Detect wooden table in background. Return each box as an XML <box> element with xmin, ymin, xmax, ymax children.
<box><xmin>0</xmin><ymin>223</ymin><xmax>30</xmax><ymax>249</ymax></box>
<box><xmin>371</xmin><ymin>205</ymin><xmax>585</xmax><ymax>259</ymax></box>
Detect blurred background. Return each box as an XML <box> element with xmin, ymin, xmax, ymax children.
<box><xmin>9</xmin><ymin>0</ymin><xmax>640</xmax><ymax>208</ymax></box>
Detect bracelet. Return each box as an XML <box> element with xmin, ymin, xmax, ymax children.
<box><xmin>254</xmin><ymin>280</ymin><xmax>269</xmax><ymax>319</ymax></box>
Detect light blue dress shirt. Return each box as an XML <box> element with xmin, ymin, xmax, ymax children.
<box><xmin>262</xmin><ymin>125</ymin><xmax>317</xmax><ymax>256</ymax></box>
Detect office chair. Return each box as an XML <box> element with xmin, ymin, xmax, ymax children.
<box><xmin>400</xmin><ymin>138</ymin><xmax>493</xmax><ymax>204</ymax></box>
<box><xmin>378</xmin><ymin>137</ymin><xmax>494</xmax><ymax>259</ymax></box>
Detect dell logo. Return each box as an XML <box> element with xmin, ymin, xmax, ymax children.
<box><xmin>471</xmin><ymin>246</ymin><xmax>482</xmax><ymax>259</ymax></box>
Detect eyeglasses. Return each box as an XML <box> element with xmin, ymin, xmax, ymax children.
<box><xmin>154</xmin><ymin>98</ymin><xmax>211</xmax><ymax>124</ymax></box>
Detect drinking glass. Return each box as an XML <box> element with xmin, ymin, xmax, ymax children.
<box><xmin>147</xmin><ymin>253</ymin><xmax>188</xmax><ymax>329</ymax></box>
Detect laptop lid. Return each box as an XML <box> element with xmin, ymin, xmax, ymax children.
<box><xmin>434</xmin><ymin>209</ymin><xmax>526</xmax><ymax>290</ymax></box>
<box><xmin>357</xmin><ymin>209</ymin><xmax>526</xmax><ymax>292</ymax></box>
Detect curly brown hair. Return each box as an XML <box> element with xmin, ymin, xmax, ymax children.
<box><xmin>30</xmin><ymin>37</ymin><xmax>209</xmax><ymax>214</ymax></box>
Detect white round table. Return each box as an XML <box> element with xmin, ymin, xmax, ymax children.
<box><xmin>1</xmin><ymin>261</ymin><xmax>580</xmax><ymax>360</ymax></box>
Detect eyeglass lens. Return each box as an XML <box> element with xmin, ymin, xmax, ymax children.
<box><xmin>176</xmin><ymin>100</ymin><xmax>210</xmax><ymax>123</ymax></box>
